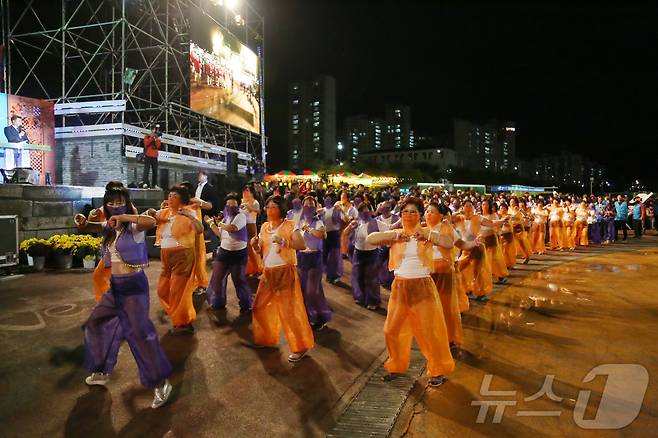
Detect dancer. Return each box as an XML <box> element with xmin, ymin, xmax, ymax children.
<box><xmin>480</xmin><ymin>199</ymin><xmax>509</xmax><ymax>284</ymax></box>
<box><xmin>367</xmin><ymin>197</ymin><xmax>455</xmax><ymax>387</ymax></box>
<box><xmin>498</xmin><ymin>203</ymin><xmax>517</xmax><ymax>269</ymax></box>
<box><xmin>205</xmin><ymin>193</ymin><xmax>252</xmax><ymax>312</ymax></box>
<box><xmin>453</xmin><ymin>200</ymin><xmax>493</xmax><ymax>301</ymax></box>
<box><xmin>297</xmin><ymin>196</ymin><xmax>332</xmax><ymax>330</ymax></box>
<box><xmin>562</xmin><ymin>200</ymin><xmax>576</xmax><ymax>251</ymax></box>
<box><xmin>343</xmin><ymin>203</ymin><xmax>385</xmax><ymax>310</ymax></box>
<box><xmin>181</xmin><ymin>181</ymin><xmax>210</xmax><ymax>294</ymax></box>
<box><xmin>241</xmin><ymin>185</ymin><xmax>263</xmax><ymax>276</ymax></box>
<box><xmin>530</xmin><ymin>200</ymin><xmax>548</xmax><ymax>254</ymax></box>
<box><xmin>319</xmin><ymin>194</ymin><xmax>344</xmax><ymax>283</ymax></box>
<box><xmin>151</xmin><ymin>184</ymin><xmax>204</xmax><ymax>334</ymax></box>
<box><xmin>548</xmin><ymin>199</ymin><xmax>565</xmax><ymax>250</ymax></box>
<box><xmin>509</xmin><ymin>198</ymin><xmax>532</xmax><ymax>263</ymax></box>
<box><xmin>376</xmin><ymin>200</ymin><xmax>400</xmax><ymax>290</ymax></box>
<box><xmin>74</xmin><ymin>186</ymin><xmax>172</xmax><ymax>408</ymax></box>
<box><xmin>286</xmin><ymin>197</ymin><xmax>303</xmax><ymax>225</ymax></box>
<box><xmin>574</xmin><ymin>200</ymin><xmax>590</xmax><ymax>246</ymax></box>
<box><xmin>248</xmin><ymin>195</ymin><xmax>314</xmax><ymax>362</ymax></box>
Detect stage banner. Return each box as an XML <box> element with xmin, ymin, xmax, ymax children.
<box><xmin>1</xmin><ymin>93</ymin><xmax>56</xmax><ymax>184</ymax></box>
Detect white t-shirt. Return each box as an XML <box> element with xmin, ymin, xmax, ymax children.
<box><xmin>354</xmin><ymin>221</ymin><xmax>387</xmax><ymax>251</ymax></box>
<box><xmin>241</xmin><ymin>199</ymin><xmax>259</xmax><ymax>224</ymax></box>
<box><xmin>394</xmin><ymin>238</ymin><xmax>431</xmax><ymax>279</ymax></box>
<box><xmin>377</xmin><ymin>215</ymin><xmax>395</xmax><ymax>229</ymax></box>
<box><xmin>158</xmin><ymin>209</ymin><xmax>198</xmax><ymax>249</ymax></box>
<box><xmin>263</xmin><ymin>223</ymin><xmax>286</xmax><ymax>268</ymax></box>
<box><xmin>220</xmin><ymin>213</ymin><xmax>247</xmax><ymax>251</ymax></box>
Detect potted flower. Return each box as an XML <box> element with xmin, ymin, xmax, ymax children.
<box><xmin>47</xmin><ymin>234</ymin><xmax>77</xmax><ymax>270</ymax></box>
<box><xmin>74</xmin><ymin>235</ymin><xmax>102</xmax><ymax>269</ymax></box>
<box><xmin>19</xmin><ymin>238</ymin><xmax>50</xmax><ymax>271</ymax></box>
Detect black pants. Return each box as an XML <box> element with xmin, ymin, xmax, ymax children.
<box><xmin>614</xmin><ymin>219</ymin><xmax>627</xmax><ymax>240</ymax></box>
<box><xmin>142</xmin><ymin>156</ymin><xmax>158</xmax><ymax>187</ymax></box>
<box><xmin>633</xmin><ymin>219</ymin><xmax>642</xmax><ymax>237</ymax></box>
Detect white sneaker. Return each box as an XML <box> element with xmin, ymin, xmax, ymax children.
<box><xmin>85</xmin><ymin>372</ymin><xmax>110</xmax><ymax>386</ymax></box>
<box><xmin>154</xmin><ymin>185</ymin><xmax>161</xmax><ymax>190</ymax></box>
<box><xmin>142</xmin><ymin>183</ymin><xmax>149</xmax><ymax>189</ymax></box>
<box><xmin>152</xmin><ymin>379</ymin><xmax>172</xmax><ymax>409</ymax></box>
<box><xmin>288</xmin><ymin>350</ymin><xmax>308</xmax><ymax>363</ymax></box>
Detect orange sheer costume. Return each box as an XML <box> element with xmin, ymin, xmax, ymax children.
<box><xmin>88</xmin><ymin>208</ymin><xmax>110</xmax><ymax>302</ymax></box>
<box><xmin>574</xmin><ymin>207</ymin><xmax>589</xmax><ymax>246</ymax></box>
<box><xmin>251</xmin><ymin>219</ymin><xmax>314</xmax><ymax>352</ymax></box>
<box><xmin>530</xmin><ymin>207</ymin><xmax>548</xmax><ymax>254</ymax></box>
<box><xmin>509</xmin><ymin>207</ymin><xmax>532</xmax><ymax>260</ymax></box>
<box><xmin>384</xmin><ymin>231</ymin><xmax>455</xmax><ymax>377</ymax></box>
<box><xmin>481</xmin><ymin>214</ymin><xmax>509</xmax><ymax>279</ymax></box>
<box><xmin>548</xmin><ymin>206</ymin><xmax>565</xmax><ymax>250</ymax></box>
<box><xmin>156</xmin><ymin>207</ymin><xmax>200</xmax><ymax>327</ymax></box>
<box><xmin>563</xmin><ymin>208</ymin><xmax>576</xmax><ymax>250</ymax></box>
<box><xmin>455</xmin><ymin>216</ymin><xmax>492</xmax><ymax>297</ymax></box>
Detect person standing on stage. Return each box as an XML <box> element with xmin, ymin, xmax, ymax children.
<box><xmin>142</xmin><ymin>125</ymin><xmax>161</xmax><ymax>189</ymax></box>
<box><xmin>74</xmin><ymin>186</ymin><xmax>172</xmax><ymax>408</ymax></box>
<box><xmin>297</xmin><ymin>196</ymin><xmax>332</xmax><ymax>331</ymax></box>
<box><xmin>3</xmin><ymin>114</ymin><xmax>30</xmax><ymax>170</ymax></box>
<box><xmin>151</xmin><ymin>184</ymin><xmax>204</xmax><ymax>335</ymax></box>
<box><xmin>205</xmin><ymin>192</ymin><xmax>252</xmax><ymax>312</ymax></box>
<box><xmin>247</xmin><ymin>195</ymin><xmax>314</xmax><ymax>362</ymax></box>
<box><xmin>367</xmin><ymin>197</ymin><xmax>456</xmax><ymax>387</ymax></box>
<box><xmin>319</xmin><ymin>193</ymin><xmax>345</xmax><ymax>284</ymax></box>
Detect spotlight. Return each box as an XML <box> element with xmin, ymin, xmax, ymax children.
<box><xmin>226</xmin><ymin>0</ymin><xmax>239</xmax><ymax>11</ymax></box>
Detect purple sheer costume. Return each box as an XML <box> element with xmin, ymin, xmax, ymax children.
<box><xmin>206</xmin><ymin>208</ymin><xmax>252</xmax><ymax>310</ymax></box>
<box><xmin>349</xmin><ymin>217</ymin><xmax>381</xmax><ymax>306</ymax></box>
<box><xmin>297</xmin><ymin>212</ymin><xmax>332</xmax><ymax>325</ymax></box>
<box><xmin>320</xmin><ymin>200</ymin><xmax>344</xmax><ymax>282</ymax></box>
<box><xmin>84</xmin><ymin>223</ymin><xmax>172</xmax><ymax>388</ymax></box>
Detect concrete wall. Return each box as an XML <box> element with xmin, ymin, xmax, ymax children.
<box><xmin>56</xmin><ymin>135</ymin><xmax>128</xmax><ymax>187</ymax></box>
<box><xmin>0</xmin><ymin>185</ymin><xmax>164</xmax><ymax>242</ymax></box>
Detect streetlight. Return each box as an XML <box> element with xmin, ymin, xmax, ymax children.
<box><xmin>589</xmin><ymin>176</ymin><xmax>594</xmax><ymax>195</ymax></box>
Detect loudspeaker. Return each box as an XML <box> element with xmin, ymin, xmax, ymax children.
<box><xmin>226</xmin><ymin>152</ymin><xmax>238</xmax><ymax>176</ymax></box>
<box><xmin>0</xmin><ymin>215</ymin><xmax>19</xmax><ymax>267</ymax></box>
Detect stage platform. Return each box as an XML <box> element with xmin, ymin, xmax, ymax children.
<box><xmin>0</xmin><ymin>184</ymin><xmax>165</xmax><ymax>241</ymax></box>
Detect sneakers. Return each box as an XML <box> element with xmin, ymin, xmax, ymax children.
<box><xmin>85</xmin><ymin>372</ymin><xmax>110</xmax><ymax>386</ymax></box>
<box><xmin>428</xmin><ymin>375</ymin><xmax>447</xmax><ymax>387</ymax></box>
<box><xmin>153</xmin><ymin>185</ymin><xmax>161</xmax><ymax>190</ymax></box>
<box><xmin>366</xmin><ymin>305</ymin><xmax>379</xmax><ymax>311</ymax></box>
<box><xmin>313</xmin><ymin>321</ymin><xmax>328</xmax><ymax>332</ymax></box>
<box><xmin>288</xmin><ymin>350</ymin><xmax>308</xmax><ymax>363</ymax></box>
<box><xmin>151</xmin><ymin>379</ymin><xmax>172</xmax><ymax>409</ymax></box>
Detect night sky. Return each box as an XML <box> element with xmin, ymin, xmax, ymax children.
<box><xmin>255</xmin><ymin>0</ymin><xmax>657</xmax><ymax>185</ymax></box>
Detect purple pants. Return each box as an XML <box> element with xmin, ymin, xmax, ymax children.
<box><xmin>378</xmin><ymin>247</ymin><xmax>394</xmax><ymax>288</ymax></box>
<box><xmin>351</xmin><ymin>249</ymin><xmax>381</xmax><ymax>306</ymax></box>
<box><xmin>298</xmin><ymin>251</ymin><xmax>333</xmax><ymax>325</ymax></box>
<box><xmin>323</xmin><ymin>230</ymin><xmax>343</xmax><ymax>281</ymax></box>
<box><xmin>84</xmin><ymin>271</ymin><xmax>172</xmax><ymax>388</ymax></box>
<box><xmin>207</xmin><ymin>247</ymin><xmax>252</xmax><ymax>310</ymax></box>
<box><xmin>603</xmin><ymin>218</ymin><xmax>616</xmax><ymax>242</ymax></box>
<box><xmin>588</xmin><ymin>222</ymin><xmax>602</xmax><ymax>244</ymax></box>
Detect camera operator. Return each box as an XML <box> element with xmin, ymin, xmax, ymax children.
<box><xmin>142</xmin><ymin>124</ymin><xmax>161</xmax><ymax>189</ymax></box>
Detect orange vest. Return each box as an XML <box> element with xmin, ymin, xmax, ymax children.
<box><xmin>260</xmin><ymin>219</ymin><xmax>297</xmax><ymax>266</ymax></box>
<box><xmin>388</xmin><ymin>226</ymin><xmax>435</xmax><ymax>273</ymax></box>
<box><xmin>157</xmin><ymin>207</ymin><xmax>197</xmax><ymax>248</ymax></box>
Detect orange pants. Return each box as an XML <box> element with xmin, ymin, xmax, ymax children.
<box><xmin>500</xmin><ymin>232</ymin><xmax>516</xmax><ymax>268</ymax></box>
<box><xmin>549</xmin><ymin>222</ymin><xmax>564</xmax><ymax>250</ymax></box>
<box><xmin>513</xmin><ymin>226</ymin><xmax>532</xmax><ymax>259</ymax></box>
<box><xmin>245</xmin><ymin>223</ymin><xmax>263</xmax><ymax>275</ymax></box>
<box><xmin>92</xmin><ymin>258</ymin><xmax>111</xmax><ymax>302</ymax></box>
<box><xmin>574</xmin><ymin>221</ymin><xmax>588</xmax><ymax>246</ymax></box>
<box><xmin>564</xmin><ymin>223</ymin><xmax>576</xmax><ymax>249</ymax></box>
<box><xmin>458</xmin><ymin>245</ymin><xmax>493</xmax><ymax>297</ymax></box>
<box><xmin>530</xmin><ymin>223</ymin><xmax>546</xmax><ymax>254</ymax></box>
<box><xmin>484</xmin><ymin>234</ymin><xmax>508</xmax><ymax>279</ymax></box>
<box><xmin>384</xmin><ymin>277</ymin><xmax>455</xmax><ymax>377</ymax></box>
<box><xmin>158</xmin><ymin>247</ymin><xmax>197</xmax><ymax>327</ymax></box>
<box><xmin>454</xmin><ymin>269</ymin><xmax>470</xmax><ymax>313</ymax></box>
<box><xmin>432</xmin><ymin>261</ymin><xmax>463</xmax><ymax>345</ymax></box>
<box><xmin>252</xmin><ymin>265</ymin><xmax>314</xmax><ymax>353</ymax></box>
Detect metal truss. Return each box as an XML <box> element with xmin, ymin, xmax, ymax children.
<box><xmin>1</xmin><ymin>0</ymin><xmax>265</xmax><ymax>163</ymax></box>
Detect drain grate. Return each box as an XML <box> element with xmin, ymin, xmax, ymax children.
<box><xmin>327</xmin><ymin>346</ymin><xmax>426</xmax><ymax>438</ymax></box>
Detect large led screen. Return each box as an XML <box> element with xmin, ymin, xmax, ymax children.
<box><xmin>190</xmin><ymin>13</ymin><xmax>261</xmax><ymax>134</ymax></box>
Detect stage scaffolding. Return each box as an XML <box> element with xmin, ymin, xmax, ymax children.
<box><xmin>1</xmin><ymin>0</ymin><xmax>266</xmax><ymax>170</ymax></box>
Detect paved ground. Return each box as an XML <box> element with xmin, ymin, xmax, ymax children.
<box><xmin>1</xmin><ymin>237</ymin><xmax>656</xmax><ymax>437</ymax></box>
<box><xmin>392</xmin><ymin>238</ymin><xmax>658</xmax><ymax>438</ymax></box>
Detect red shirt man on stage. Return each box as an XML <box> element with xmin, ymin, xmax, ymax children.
<box><xmin>142</xmin><ymin>125</ymin><xmax>161</xmax><ymax>189</ymax></box>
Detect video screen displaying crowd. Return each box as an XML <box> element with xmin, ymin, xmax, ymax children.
<box><xmin>72</xmin><ymin>175</ymin><xmax>655</xmax><ymax>407</ymax></box>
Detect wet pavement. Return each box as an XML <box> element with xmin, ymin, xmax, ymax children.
<box><xmin>1</xmin><ymin>238</ymin><xmax>656</xmax><ymax>437</ymax></box>
<box><xmin>395</xmin><ymin>239</ymin><xmax>658</xmax><ymax>438</ymax></box>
